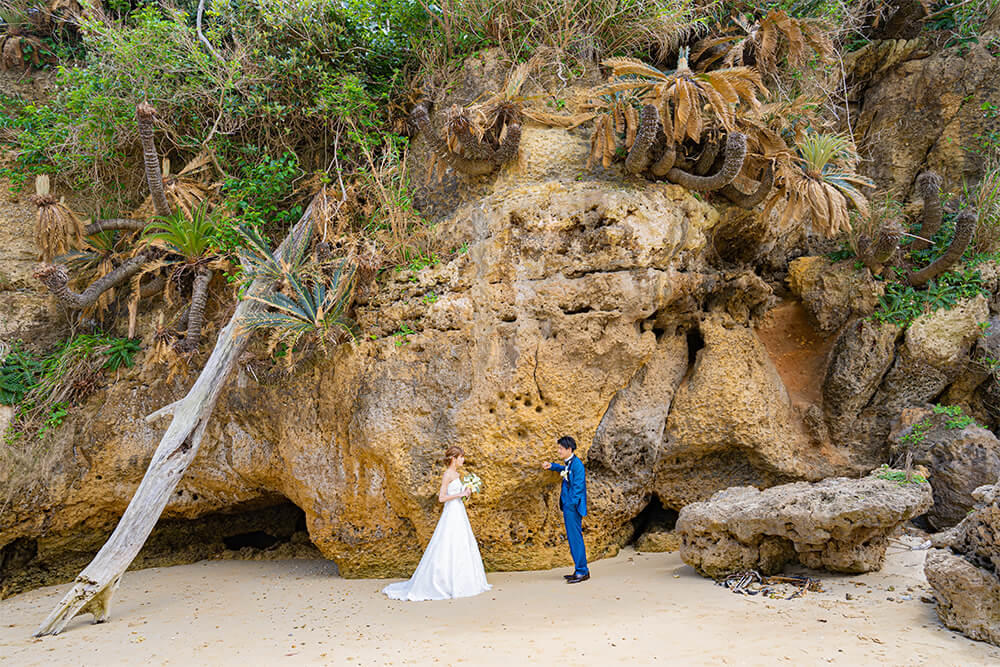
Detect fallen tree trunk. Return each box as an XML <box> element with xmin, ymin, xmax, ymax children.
<box><xmin>34</xmin><ymin>199</ymin><xmax>317</xmax><ymax>637</ymax></box>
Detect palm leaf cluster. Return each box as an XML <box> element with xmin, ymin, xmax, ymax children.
<box><xmin>237</xmin><ymin>224</ymin><xmax>358</xmax><ymax>356</ymax></box>
<box><xmin>583</xmin><ymin>91</ymin><xmax>643</xmax><ymax>169</ymax></box>
<box><xmin>692</xmin><ymin>10</ymin><xmax>833</xmax><ymax>77</ymax></box>
<box><xmin>598</xmin><ymin>48</ymin><xmax>764</xmax><ymax>144</ymax></box>
<box><xmin>141</xmin><ymin>205</ymin><xmax>217</xmax><ymax>263</ymax></box>
<box><xmin>31</xmin><ymin>175</ymin><xmax>84</xmax><ymax>264</ymax></box>
<box><xmin>764</xmin><ymin>132</ymin><xmax>873</xmax><ymax>237</ymax></box>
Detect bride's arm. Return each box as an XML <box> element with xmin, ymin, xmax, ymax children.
<box><xmin>438</xmin><ymin>472</ymin><xmax>469</xmax><ymax>503</ymax></box>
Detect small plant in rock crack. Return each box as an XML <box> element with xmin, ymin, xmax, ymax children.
<box><xmin>900</xmin><ymin>419</ymin><xmax>932</xmax><ymax>448</ymax></box>
<box><xmin>931</xmin><ymin>404</ymin><xmax>980</xmax><ymax>430</ymax></box>
<box><xmin>394</xmin><ymin>324</ymin><xmax>415</xmax><ymax>346</ymax></box>
<box><xmin>421</xmin><ymin>291</ymin><xmax>439</xmax><ymax>305</ymax></box>
<box><xmin>874</xmin><ymin>464</ymin><xmax>927</xmax><ymax>485</ymax></box>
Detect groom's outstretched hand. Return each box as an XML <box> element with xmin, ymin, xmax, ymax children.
<box><xmin>542</xmin><ymin>462</ymin><xmax>551</xmax><ymax>470</ymax></box>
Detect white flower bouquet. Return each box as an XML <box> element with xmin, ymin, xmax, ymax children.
<box><xmin>462</xmin><ymin>472</ymin><xmax>483</xmax><ymax>495</ymax></box>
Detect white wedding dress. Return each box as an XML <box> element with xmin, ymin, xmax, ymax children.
<box><xmin>382</xmin><ymin>477</ymin><xmax>491</xmax><ymax>601</ymax></box>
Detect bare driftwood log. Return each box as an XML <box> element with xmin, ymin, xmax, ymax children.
<box><xmin>34</xmin><ymin>200</ymin><xmax>317</xmax><ymax>637</ymax></box>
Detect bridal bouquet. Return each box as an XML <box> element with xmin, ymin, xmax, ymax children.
<box><xmin>462</xmin><ymin>473</ymin><xmax>483</xmax><ymax>495</ymax></box>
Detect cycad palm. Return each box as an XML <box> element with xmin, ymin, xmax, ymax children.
<box><xmin>598</xmin><ymin>48</ymin><xmax>764</xmax><ymax>144</ymax></box>
<box><xmin>765</xmin><ymin>132</ymin><xmax>873</xmax><ymax>237</ymax></box>
<box><xmin>236</xmin><ymin>224</ymin><xmax>356</xmax><ymax>356</ymax></box>
<box><xmin>141</xmin><ymin>204</ymin><xmax>220</xmax><ymax>351</ymax></box>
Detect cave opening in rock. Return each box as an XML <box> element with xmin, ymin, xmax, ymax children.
<box><xmin>630</xmin><ymin>495</ymin><xmax>679</xmax><ymax>544</ymax></box>
<box><xmin>686</xmin><ymin>326</ymin><xmax>704</xmax><ymax>366</ymax></box>
<box><xmin>1</xmin><ymin>500</ymin><xmax>317</xmax><ymax>599</ymax></box>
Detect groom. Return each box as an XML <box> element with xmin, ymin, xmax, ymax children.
<box><xmin>542</xmin><ymin>436</ymin><xmax>589</xmax><ymax>583</ymax></box>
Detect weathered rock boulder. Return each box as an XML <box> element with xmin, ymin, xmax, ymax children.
<box><xmin>823</xmin><ymin>319</ymin><xmax>900</xmax><ymax>448</ymax></box>
<box><xmin>677</xmin><ymin>474</ymin><xmax>933</xmax><ymax>578</ymax></box>
<box><xmin>854</xmin><ymin>32</ymin><xmax>1000</xmax><ymax>192</ymax></box>
<box><xmin>890</xmin><ymin>406</ymin><xmax>1000</xmax><ymax>529</ymax></box>
<box><xmin>925</xmin><ymin>481</ymin><xmax>1000</xmax><ymax>646</ymax></box>
<box><xmin>847</xmin><ymin>296</ymin><xmax>989</xmax><ymax>463</ymax></box>
<box><xmin>787</xmin><ymin>256</ymin><xmax>883</xmax><ymax>332</ymax></box>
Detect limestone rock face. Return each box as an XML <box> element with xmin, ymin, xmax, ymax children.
<box><xmin>676</xmin><ymin>475</ymin><xmax>933</xmax><ymax>578</ymax></box>
<box><xmin>2</xmin><ymin>146</ymin><xmax>853</xmax><ymax>584</ymax></box>
<box><xmin>925</xmin><ymin>481</ymin><xmax>1000</xmax><ymax>646</ymax></box>
<box><xmin>656</xmin><ymin>314</ymin><xmax>834</xmax><ymax>508</ymax></box>
<box><xmin>890</xmin><ymin>407</ymin><xmax>1000</xmax><ymax>529</ymax></box>
<box><xmin>855</xmin><ymin>33</ymin><xmax>1000</xmax><ymax>192</ymax></box>
<box><xmin>823</xmin><ymin>319</ymin><xmax>900</xmax><ymax>447</ymax></box>
<box><xmin>787</xmin><ymin>257</ymin><xmax>883</xmax><ymax>332</ymax></box>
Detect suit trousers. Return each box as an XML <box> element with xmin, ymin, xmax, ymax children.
<box><xmin>563</xmin><ymin>507</ymin><xmax>589</xmax><ymax>576</ymax></box>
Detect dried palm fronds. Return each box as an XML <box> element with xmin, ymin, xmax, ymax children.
<box><xmin>582</xmin><ymin>91</ymin><xmax>644</xmax><ymax>169</ymax></box>
<box><xmin>31</xmin><ymin>175</ymin><xmax>85</xmax><ymax>263</ymax></box>
<box><xmin>162</xmin><ymin>152</ymin><xmax>219</xmax><ymax>217</ymax></box>
<box><xmin>599</xmin><ymin>49</ymin><xmax>764</xmax><ymax>145</ymax></box>
<box><xmin>763</xmin><ymin>132</ymin><xmax>873</xmax><ymax>237</ymax></box>
<box><xmin>692</xmin><ymin>10</ymin><xmax>833</xmax><ymax>77</ymax></box>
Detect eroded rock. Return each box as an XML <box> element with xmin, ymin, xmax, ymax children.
<box><xmin>787</xmin><ymin>256</ymin><xmax>883</xmax><ymax>332</ymax></box>
<box><xmin>890</xmin><ymin>406</ymin><xmax>1000</xmax><ymax>529</ymax></box>
<box><xmin>677</xmin><ymin>474</ymin><xmax>933</xmax><ymax>578</ymax></box>
<box><xmin>925</xmin><ymin>480</ymin><xmax>1000</xmax><ymax>646</ymax></box>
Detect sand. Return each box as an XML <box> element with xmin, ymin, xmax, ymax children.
<box><xmin>2</xmin><ymin>538</ymin><xmax>998</xmax><ymax>666</ymax></box>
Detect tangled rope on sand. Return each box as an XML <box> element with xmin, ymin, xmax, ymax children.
<box><xmin>720</xmin><ymin>571</ymin><xmax>824</xmax><ymax>599</ymax></box>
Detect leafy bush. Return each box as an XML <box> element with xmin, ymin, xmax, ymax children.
<box><xmin>3</xmin><ymin>333</ymin><xmax>142</xmax><ymax>441</ymax></box>
<box><xmin>0</xmin><ymin>343</ymin><xmax>44</xmax><ymax>406</ymax></box>
<box><xmin>871</xmin><ymin>268</ymin><xmax>986</xmax><ymax>327</ymax></box>
<box><xmin>216</xmin><ymin>152</ymin><xmax>305</xmax><ymax>254</ymax></box>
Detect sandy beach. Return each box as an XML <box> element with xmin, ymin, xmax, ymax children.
<box><xmin>2</xmin><ymin>539</ymin><xmax>998</xmax><ymax>666</ymax></box>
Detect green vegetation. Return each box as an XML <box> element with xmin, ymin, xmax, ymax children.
<box><xmin>1</xmin><ymin>334</ymin><xmax>141</xmax><ymax>442</ymax></box>
<box><xmin>873</xmin><ymin>464</ymin><xmax>927</xmax><ymax>485</ymax></box>
<box><xmin>931</xmin><ymin>403</ymin><xmax>981</xmax><ymax>430</ymax></box>
<box><xmin>899</xmin><ymin>404</ymin><xmax>982</xmax><ymax>449</ymax></box>
<box><xmin>871</xmin><ymin>268</ymin><xmax>986</xmax><ymax>327</ymax></box>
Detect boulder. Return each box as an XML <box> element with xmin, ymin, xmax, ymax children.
<box><xmin>890</xmin><ymin>406</ymin><xmax>1000</xmax><ymax>529</ymax></box>
<box><xmin>676</xmin><ymin>474</ymin><xmax>933</xmax><ymax>578</ymax></box>
<box><xmin>822</xmin><ymin>318</ymin><xmax>900</xmax><ymax>448</ymax></box>
<box><xmin>854</xmin><ymin>33</ymin><xmax>1000</xmax><ymax>192</ymax></box>
<box><xmin>858</xmin><ymin>295</ymin><xmax>989</xmax><ymax>458</ymax></box>
<box><xmin>925</xmin><ymin>480</ymin><xmax>1000</xmax><ymax>646</ymax></box>
<box><xmin>787</xmin><ymin>256</ymin><xmax>883</xmax><ymax>332</ymax></box>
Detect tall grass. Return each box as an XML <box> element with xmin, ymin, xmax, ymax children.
<box><xmin>421</xmin><ymin>0</ymin><xmax>707</xmax><ymax>65</ymax></box>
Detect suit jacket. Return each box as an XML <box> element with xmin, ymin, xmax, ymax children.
<box><xmin>550</xmin><ymin>455</ymin><xmax>587</xmax><ymax>516</ymax></box>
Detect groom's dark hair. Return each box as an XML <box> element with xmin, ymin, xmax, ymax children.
<box><xmin>557</xmin><ymin>436</ymin><xmax>577</xmax><ymax>451</ymax></box>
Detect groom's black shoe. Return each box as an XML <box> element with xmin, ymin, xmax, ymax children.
<box><xmin>567</xmin><ymin>574</ymin><xmax>590</xmax><ymax>584</ymax></box>
<box><xmin>563</xmin><ymin>574</ymin><xmax>576</xmax><ymax>580</ymax></box>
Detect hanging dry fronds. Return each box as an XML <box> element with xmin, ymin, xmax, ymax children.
<box><xmin>31</xmin><ymin>175</ymin><xmax>85</xmax><ymax>263</ymax></box>
<box><xmin>601</xmin><ymin>49</ymin><xmax>764</xmax><ymax>145</ymax></box>
<box><xmin>692</xmin><ymin>10</ymin><xmax>833</xmax><ymax>77</ymax></box>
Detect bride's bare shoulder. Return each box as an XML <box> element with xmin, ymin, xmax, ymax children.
<box><xmin>441</xmin><ymin>469</ymin><xmax>459</xmax><ymax>483</ymax></box>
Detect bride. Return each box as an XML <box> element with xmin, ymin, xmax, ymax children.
<box><xmin>382</xmin><ymin>446</ymin><xmax>491</xmax><ymax>601</ymax></box>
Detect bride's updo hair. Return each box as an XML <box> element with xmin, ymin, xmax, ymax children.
<box><xmin>443</xmin><ymin>446</ymin><xmax>465</xmax><ymax>465</ymax></box>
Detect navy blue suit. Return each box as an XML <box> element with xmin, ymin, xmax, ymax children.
<box><xmin>549</xmin><ymin>455</ymin><xmax>588</xmax><ymax>576</ymax></box>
